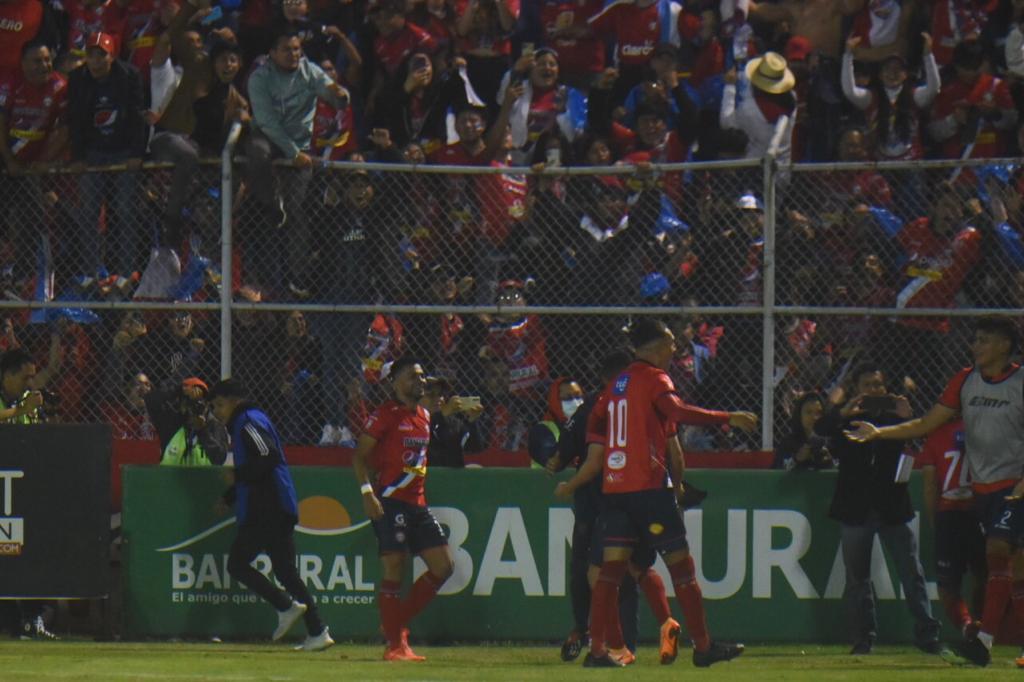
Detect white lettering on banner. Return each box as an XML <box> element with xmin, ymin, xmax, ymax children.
<box><xmin>473</xmin><ymin>507</ymin><xmax>543</xmax><ymax>596</ymax></box>
<box><xmin>172</xmin><ymin>553</ymin><xmax>194</xmax><ymax>589</ymax></box>
<box><xmin>301</xmin><ymin>555</ymin><xmax>325</xmax><ymax>590</ymax></box>
<box><xmin>413</xmin><ymin>506</ymin><xmax>473</xmax><ymax>595</ymax></box>
<box><xmin>172</xmin><ymin>553</ymin><xmax>375</xmax><ymax>592</ymax></box>
<box><xmin>686</xmin><ymin>509</ymin><xmax>747</xmax><ymax>599</ymax></box>
<box><xmin>0</xmin><ymin>518</ymin><xmax>24</xmax><ymax>543</ymax></box>
<box><xmin>196</xmin><ymin>554</ymin><xmax>223</xmax><ymax>589</ymax></box>
<box><xmin>547</xmin><ymin>508</ymin><xmax>574</xmax><ymax>597</ymax></box>
<box><xmin>752</xmin><ymin>510</ymin><xmax>819</xmax><ymax>599</ymax></box>
<box><xmin>0</xmin><ymin>470</ymin><xmax>24</xmax><ymax>515</ymax></box>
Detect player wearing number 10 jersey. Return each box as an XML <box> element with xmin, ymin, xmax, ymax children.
<box><xmin>557</xmin><ymin>318</ymin><xmax>757</xmax><ymax>668</ymax></box>
<box><xmin>918</xmin><ymin>420</ymin><xmax>986</xmax><ymax>639</ymax></box>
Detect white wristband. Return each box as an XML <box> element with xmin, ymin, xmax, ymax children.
<box><xmin>360</xmin><ymin>483</ymin><xmax>373</xmax><ymax>495</ymax></box>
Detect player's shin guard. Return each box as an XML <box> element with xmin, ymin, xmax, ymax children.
<box><xmin>379</xmin><ymin>579</ymin><xmax>404</xmax><ymax>648</ymax></box>
<box><xmin>589</xmin><ymin>560</ymin><xmax>628</xmax><ymax>656</ymax></box>
<box><xmin>638</xmin><ymin>568</ymin><xmax>672</xmax><ymax>625</ymax></box>
<box><xmin>980</xmin><ymin>553</ymin><xmax>1012</xmax><ymax>643</ymax></box>
<box><xmin>401</xmin><ymin>571</ymin><xmax>446</xmax><ymax>626</ymax></box>
<box><xmin>669</xmin><ymin>555</ymin><xmax>710</xmax><ymax>653</ymax></box>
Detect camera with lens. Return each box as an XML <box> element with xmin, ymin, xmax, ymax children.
<box><xmin>39</xmin><ymin>389</ymin><xmax>61</xmax><ymax>406</ymax></box>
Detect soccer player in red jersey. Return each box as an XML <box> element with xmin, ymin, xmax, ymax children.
<box><xmin>353</xmin><ymin>356</ymin><xmax>454</xmax><ymax>662</ymax></box>
<box><xmin>557</xmin><ymin>318</ymin><xmax>756</xmax><ymax>667</ymax></box>
<box><xmin>919</xmin><ymin>419</ymin><xmax>985</xmax><ymax>639</ymax></box>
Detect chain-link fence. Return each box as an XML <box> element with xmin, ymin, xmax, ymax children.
<box><xmin>2</xmin><ymin>148</ymin><xmax>1021</xmax><ymax>453</ymax></box>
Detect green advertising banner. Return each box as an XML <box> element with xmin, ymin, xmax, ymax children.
<box><xmin>122</xmin><ymin>466</ymin><xmax>942</xmax><ymax>642</ymax></box>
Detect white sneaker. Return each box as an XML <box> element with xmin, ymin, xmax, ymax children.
<box><xmin>318</xmin><ymin>424</ymin><xmax>340</xmax><ymax>446</ymax></box>
<box><xmin>272</xmin><ymin>601</ymin><xmax>308</xmax><ymax>641</ymax></box>
<box><xmin>295</xmin><ymin>626</ymin><xmax>335</xmax><ymax>652</ymax></box>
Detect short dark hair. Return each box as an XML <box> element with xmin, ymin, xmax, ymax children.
<box><xmin>0</xmin><ymin>348</ymin><xmax>34</xmax><ymax>377</ymax></box>
<box><xmin>271</xmin><ymin>30</ymin><xmax>301</xmax><ymax>51</ymax></box>
<box><xmin>850</xmin><ymin>362</ymin><xmax>883</xmax><ymax>388</ymax></box>
<box><xmin>389</xmin><ymin>356</ymin><xmax>421</xmax><ymax>380</ymax></box>
<box><xmin>20</xmin><ymin>38</ymin><xmax>51</xmax><ymax>60</ymax></box>
<box><xmin>976</xmin><ymin>316</ymin><xmax>1020</xmax><ymax>353</ymax></box>
<box><xmin>627</xmin><ymin>318</ymin><xmax>671</xmax><ymax>350</ymax></box>
<box><xmin>598</xmin><ymin>349</ymin><xmax>633</xmax><ymax>382</ymax></box>
<box><xmin>208</xmin><ymin>378</ymin><xmax>248</xmax><ymax>401</ymax></box>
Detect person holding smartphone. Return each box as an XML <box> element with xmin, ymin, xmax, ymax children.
<box><xmin>817</xmin><ymin>362</ymin><xmax>942</xmax><ymax>656</ymax></box>
<box><xmin>846</xmin><ymin>317</ymin><xmax>1024</xmax><ymax>667</ymax></box>
<box><xmin>420</xmin><ymin>375</ymin><xmax>485</xmax><ymax>467</ymax></box>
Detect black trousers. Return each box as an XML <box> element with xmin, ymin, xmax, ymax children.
<box><xmin>227</xmin><ymin>517</ymin><xmax>324</xmax><ymax>636</ymax></box>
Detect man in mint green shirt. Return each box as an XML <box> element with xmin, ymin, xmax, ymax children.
<box><xmin>244</xmin><ymin>29</ymin><xmax>349</xmax><ymax>298</ymax></box>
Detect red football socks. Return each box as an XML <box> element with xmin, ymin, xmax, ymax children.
<box><xmin>980</xmin><ymin>553</ymin><xmax>1012</xmax><ymax>639</ymax></box>
<box><xmin>402</xmin><ymin>571</ymin><xmax>446</xmax><ymax>625</ymax></box>
<box><xmin>638</xmin><ymin>568</ymin><xmax>672</xmax><ymax>625</ymax></box>
<box><xmin>939</xmin><ymin>590</ymin><xmax>972</xmax><ymax>630</ymax></box>
<box><xmin>589</xmin><ymin>560</ymin><xmax>628</xmax><ymax>656</ymax></box>
<box><xmin>669</xmin><ymin>555</ymin><xmax>710</xmax><ymax>653</ymax></box>
<box><xmin>379</xmin><ymin>579</ymin><xmax>403</xmax><ymax>648</ymax></box>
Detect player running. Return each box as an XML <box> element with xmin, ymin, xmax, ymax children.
<box><xmin>557</xmin><ymin>318</ymin><xmax>756</xmax><ymax>667</ymax></box>
<box><xmin>353</xmin><ymin>357</ymin><xmax>454</xmax><ymax>662</ymax></box>
<box><xmin>847</xmin><ymin>317</ymin><xmax>1024</xmax><ymax>667</ymax></box>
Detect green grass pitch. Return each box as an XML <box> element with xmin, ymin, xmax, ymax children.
<box><xmin>0</xmin><ymin>641</ymin><xmax>1016</xmax><ymax>681</ymax></box>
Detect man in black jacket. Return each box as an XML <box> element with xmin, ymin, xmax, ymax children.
<box><xmin>817</xmin><ymin>362</ymin><xmax>941</xmax><ymax>656</ymax></box>
<box><xmin>67</xmin><ymin>32</ymin><xmax>146</xmax><ymax>279</ymax></box>
<box><xmin>420</xmin><ymin>376</ymin><xmax>484</xmax><ymax>468</ymax></box>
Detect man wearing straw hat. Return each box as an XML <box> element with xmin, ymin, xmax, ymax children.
<box><xmin>720</xmin><ymin>51</ymin><xmax>797</xmax><ymax>164</ymax></box>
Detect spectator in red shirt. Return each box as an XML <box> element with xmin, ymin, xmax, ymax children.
<box><xmin>65</xmin><ymin>0</ymin><xmax>127</xmax><ymax>58</ymax></box>
<box><xmin>370</xmin><ymin>0</ymin><xmax>438</xmax><ymax>80</ymax></box>
<box><xmin>928</xmin><ymin>39</ymin><xmax>1017</xmax><ymax>162</ymax></box>
<box><xmin>930</xmin><ymin>0</ymin><xmax>999</xmax><ymax>67</ymax></box>
<box><xmin>587</xmin><ymin>0</ymin><xmax>700</xmax><ymax>105</ymax></box>
<box><xmin>0</xmin><ymin>40</ymin><xmax>68</xmax><ymax>284</ymax></box>
<box><xmin>538</xmin><ymin>0</ymin><xmax>605</xmax><ymax>89</ymax></box>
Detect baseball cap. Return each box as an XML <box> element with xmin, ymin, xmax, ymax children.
<box><xmin>182</xmin><ymin>377</ymin><xmax>209</xmax><ymax>393</ymax></box>
<box><xmin>86</xmin><ymin>32</ymin><xmax>116</xmax><ymax>55</ymax></box>
<box><xmin>737</xmin><ymin>192</ymin><xmax>764</xmax><ymax>211</ymax></box>
<box><xmin>784</xmin><ymin>36</ymin><xmax>812</xmax><ymax>63</ymax></box>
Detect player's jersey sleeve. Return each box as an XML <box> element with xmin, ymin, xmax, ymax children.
<box><xmin>364</xmin><ymin>405</ymin><xmax>393</xmax><ymax>441</ymax></box>
<box><xmin>586</xmin><ymin>391</ymin><xmax>609</xmax><ymax>445</ymax></box>
<box><xmin>654</xmin><ymin>391</ymin><xmax>731</xmax><ymax>426</ymax></box>
<box><xmin>938</xmin><ymin>367</ymin><xmax>971</xmax><ymax>410</ymax></box>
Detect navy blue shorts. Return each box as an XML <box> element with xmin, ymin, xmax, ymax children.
<box><xmin>973</xmin><ymin>486</ymin><xmax>1024</xmax><ymax>546</ymax></box>
<box><xmin>372</xmin><ymin>498</ymin><xmax>448</xmax><ymax>555</ymax></box>
<box><xmin>934</xmin><ymin>509</ymin><xmax>986</xmax><ymax>587</ymax></box>
<box><xmin>596</xmin><ymin>488</ymin><xmax>689</xmax><ymax>561</ymax></box>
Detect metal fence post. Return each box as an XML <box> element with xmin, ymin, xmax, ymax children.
<box><xmin>220</xmin><ymin>122</ymin><xmax>243</xmax><ymax>380</ymax></box>
<box><xmin>761</xmin><ymin>119</ymin><xmax>786</xmax><ymax>451</ymax></box>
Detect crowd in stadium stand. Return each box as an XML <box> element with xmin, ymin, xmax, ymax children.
<box><xmin>1</xmin><ymin>0</ymin><xmax>1024</xmax><ymax>449</ymax></box>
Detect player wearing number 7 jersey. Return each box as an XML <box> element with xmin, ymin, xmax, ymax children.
<box><xmin>556</xmin><ymin>318</ymin><xmax>757</xmax><ymax>668</ymax></box>
<box><xmin>846</xmin><ymin>317</ymin><xmax>1024</xmax><ymax>667</ymax></box>
<box><xmin>918</xmin><ymin>420</ymin><xmax>986</xmax><ymax>640</ymax></box>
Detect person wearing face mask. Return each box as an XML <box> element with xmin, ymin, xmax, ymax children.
<box><xmin>527</xmin><ymin>376</ymin><xmax>584</xmax><ymax>468</ymax></box>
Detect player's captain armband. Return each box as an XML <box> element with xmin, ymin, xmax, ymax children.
<box><xmin>894</xmin><ymin>454</ymin><xmax>914</xmax><ymax>484</ymax></box>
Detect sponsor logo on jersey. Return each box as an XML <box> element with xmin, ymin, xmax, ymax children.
<box><xmin>968</xmin><ymin>396</ymin><xmax>1011</xmax><ymax>409</ymax></box>
<box><xmin>613</xmin><ymin>374</ymin><xmax>630</xmax><ymax>395</ymax></box>
<box><xmin>607</xmin><ymin>451</ymin><xmax>627</xmax><ymax>470</ymax></box>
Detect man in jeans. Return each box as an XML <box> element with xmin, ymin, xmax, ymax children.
<box><xmin>67</xmin><ymin>32</ymin><xmax>146</xmax><ymax>280</ymax></box>
<box><xmin>244</xmin><ymin>29</ymin><xmax>348</xmax><ymax>298</ymax></box>
<box><xmin>819</xmin><ymin>362</ymin><xmax>943</xmax><ymax>655</ymax></box>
